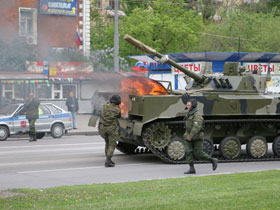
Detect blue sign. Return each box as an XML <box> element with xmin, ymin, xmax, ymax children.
<box><xmin>40</xmin><ymin>0</ymin><xmax>78</xmax><ymax>16</ymax></box>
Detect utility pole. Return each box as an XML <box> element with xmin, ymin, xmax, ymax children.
<box><xmin>114</xmin><ymin>0</ymin><xmax>119</xmax><ymax>72</ymax></box>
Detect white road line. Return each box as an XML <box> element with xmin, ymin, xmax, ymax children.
<box><xmin>0</xmin><ymin>152</ymin><xmax>99</xmax><ymax>159</ymax></box>
<box><xmin>0</xmin><ymin>142</ymin><xmax>104</xmax><ymax>149</ymax></box>
<box><xmin>17</xmin><ymin>163</ymin><xmax>157</xmax><ymax>174</ymax></box>
<box><xmin>0</xmin><ymin>147</ymin><xmax>104</xmax><ymax>155</ymax></box>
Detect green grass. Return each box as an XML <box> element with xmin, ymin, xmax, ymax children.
<box><xmin>1</xmin><ymin>170</ymin><xmax>280</xmax><ymax>210</ymax></box>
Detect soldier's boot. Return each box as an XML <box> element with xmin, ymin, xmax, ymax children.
<box><xmin>33</xmin><ymin>133</ymin><xmax>37</xmax><ymax>142</ymax></box>
<box><xmin>210</xmin><ymin>158</ymin><xmax>218</xmax><ymax>171</ymax></box>
<box><xmin>29</xmin><ymin>132</ymin><xmax>34</xmax><ymax>142</ymax></box>
<box><xmin>105</xmin><ymin>157</ymin><xmax>115</xmax><ymax>167</ymax></box>
<box><xmin>184</xmin><ymin>163</ymin><xmax>196</xmax><ymax>174</ymax></box>
<box><xmin>108</xmin><ymin>157</ymin><xmax>115</xmax><ymax>166</ymax></box>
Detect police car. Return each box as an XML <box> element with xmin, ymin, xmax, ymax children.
<box><xmin>0</xmin><ymin>103</ymin><xmax>73</xmax><ymax>141</ymax></box>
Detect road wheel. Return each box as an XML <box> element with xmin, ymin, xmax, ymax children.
<box><xmin>51</xmin><ymin>123</ymin><xmax>64</xmax><ymax>138</ymax></box>
<box><xmin>36</xmin><ymin>133</ymin><xmax>45</xmax><ymax>139</ymax></box>
<box><xmin>166</xmin><ymin>136</ymin><xmax>186</xmax><ymax>160</ymax></box>
<box><xmin>246</xmin><ymin>136</ymin><xmax>267</xmax><ymax>158</ymax></box>
<box><xmin>273</xmin><ymin>136</ymin><xmax>280</xmax><ymax>157</ymax></box>
<box><xmin>203</xmin><ymin>139</ymin><xmax>214</xmax><ymax>156</ymax></box>
<box><xmin>0</xmin><ymin>126</ymin><xmax>9</xmax><ymax>141</ymax></box>
<box><xmin>219</xmin><ymin>136</ymin><xmax>241</xmax><ymax>159</ymax></box>
<box><xmin>142</xmin><ymin>122</ymin><xmax>172</xmax><ymax>150</ymax></box>
<box><xmin>116</xmin><ymin>142</ymin><xmax>138</xmax><ymax>154</ymax></box>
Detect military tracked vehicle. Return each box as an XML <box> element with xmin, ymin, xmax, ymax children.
<box><xmin>102</xmin><ymin>35</ymin><xmax>280</xmax><ymax>163</ymax></box>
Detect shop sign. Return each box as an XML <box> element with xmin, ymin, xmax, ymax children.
<box><xmin>40</xmin><ymin>0</ymin><xmax>78</xmax><ymax>16</ymax></box>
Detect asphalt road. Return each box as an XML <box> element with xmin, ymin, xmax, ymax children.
<box><xmin>0</xmin><ymin>135</ymin><xmax>280</xmax><ymax>190</ymax></box>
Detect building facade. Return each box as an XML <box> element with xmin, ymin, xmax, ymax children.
<box><xmin>0</xmin><ymin>0</ymin><xmax>95</xmax><ymax>113</ymax></box>
<box><xmin>0</xmin><ymin>0</ymin><xmax>91</xmax><ymax>54</ymax></box>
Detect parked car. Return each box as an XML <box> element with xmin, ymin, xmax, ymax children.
<box><xmin>0</xmin><ymin>103</ymin><xmax>73</xmax><ymax>141</ymax></box>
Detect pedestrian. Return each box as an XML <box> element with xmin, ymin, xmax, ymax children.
<box><xmin>66</xmin><ymin>91</ymin><xmax>79</xmax><ymax>129</ymax></box>
<box><xmin>183</xmin><ymin>98</ymin><xmax>218</xmax><ymax>174</ymax></box>
<box><xmin>22</xmin><ymin>93</ymin><xmax>40</xmax><ymax>142</ymax></box>
<box><xmin>98</xmin><ymin>95</ymin><xmax>121</xmax><ymax>167</ymax></box>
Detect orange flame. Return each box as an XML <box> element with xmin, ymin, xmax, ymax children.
<box><xmin>119</xmin><ymin>76</ymin><xmax>168</xmax><ymax>114</ymax></box>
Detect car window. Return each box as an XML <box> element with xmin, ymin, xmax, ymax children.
<box><xmin>39</xmin><ymin>105</ymin><xmax>51</xmax><ymax>115</ymax></box>
<box><xmin>0</xmin><ymin>104</ymin><xmax>19</xmax><ymax>116</ymax></box>
<box><xmin>47</xmin><ymin>104</ymin><xmax>62</xmax><ymax>114</ymax></box>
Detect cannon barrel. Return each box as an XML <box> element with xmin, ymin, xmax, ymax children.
<box><xmin>124</xmin><ymin>34</ymin><xmax>205</xmax><ymax>83</ymax></box>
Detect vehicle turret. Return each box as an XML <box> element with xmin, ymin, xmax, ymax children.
<box><xmin>124</xmin><ymin>34</ymin><xmax>271</xmax><ymax>94</ymax></box>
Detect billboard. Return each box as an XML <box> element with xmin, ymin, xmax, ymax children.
<box><xmin>40</xmin><ymin>0</ymin><xmax>78</xmax><ymax>16</ymax></box>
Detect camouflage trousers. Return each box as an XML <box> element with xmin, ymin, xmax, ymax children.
<box><xmin>28</xmin><ymin>119</ymin><xmax>37</xmax><ymax>135</ymax></box>
<box><xmin>185</xmin><ymin>140</ymin><xmax>211</xmax><ymax>164</ymax></box>
<box><xmin>98</xmin><ymin>125</ymin><xmax>119</xmax><ymax>158</ymax></box>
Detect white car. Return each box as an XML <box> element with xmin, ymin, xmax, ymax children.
<box><xmin>0</xmin><ymin>103</ymin><xmax>73</xmax><ymax>141</ymax></box>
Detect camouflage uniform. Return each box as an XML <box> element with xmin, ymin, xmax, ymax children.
<box><xmin>98</xmin><ymin>102</ymin><xmax>121</xmax><ymax>159</ymax></box>
<box><xmin>183</xmin><ymin>109</ymin><xmax>211</xmax><ymax>164</ymax></box>
<box><xmin>23</xmin><ymin>97</ymin><xmax>40</xmax><ymax>141</ymax></box>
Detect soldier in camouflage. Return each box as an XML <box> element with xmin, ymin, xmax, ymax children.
<box><xmin>183</xmin><ymin>99</ymin><xmax>218</xmax><ymax>174</ymax></box>
<box><xmin>98</xmin><ymin>95</ymin><xmax>121</xmax><ymax>167</ymax></box>
<box><xmin>22</xmin><ymin>93</ymin><xmax>40</xmax><ymax>142</ymax></box>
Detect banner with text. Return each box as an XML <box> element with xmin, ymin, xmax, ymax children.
<box><xmin>244</xmin><ymin>63</ymin><xmax>280</xmax><ymax>74</ymax></box>
<box><xmin>171</xmin><ymin>62</ymin><xmax>205</xmax><ymax>75</ymax></box>
<box><xmin>40</xmin><ymin>0</ymin><xmax>78</xmax><ymax>16</ymax></box>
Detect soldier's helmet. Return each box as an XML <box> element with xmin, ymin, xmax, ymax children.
<box><xmin>188</xmin><ymin>98</ymin><xmax>197</xmax><ymax>109</ymax></box>
<box><xmin>110</xmin><ymin>94</ymin><xmax>121</xmax><ymax>105</ymax></box>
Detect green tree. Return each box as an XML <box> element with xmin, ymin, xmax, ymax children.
<box><xmin>91</xmin><ymin>0</ymin><xmax>203</xmax><ymax>61</ymax></box>
<box><xmin>199</xmin><ymin>0</ymin><xmax>217</xmax><ymax>23</ymax></box>
<box><xmin>266</xmin><ymin>0</ymin><xmax>280</xmax><ymax>10</ymax></box>
<box><xmin>198</xmin><ymin>10</ymin><xmax>280</xmax><ymax>53</ymax></box>
<box><xmin>122</xmin><ymin>0</ymin><xmax>153</xmax><ymax>16</ymax></box>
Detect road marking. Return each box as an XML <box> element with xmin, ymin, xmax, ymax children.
<box><xmin>0</xmin><ymin>142</ymin><xmax>104</xmax><ymax>149</ymax></box>
<box><xmin>0</xmin><ymin>147</ymin><xmax>104</xmax><ymax>155</ymax></box>
<box><xmin>17</xmin><ymin>163</ymin><xmax>157</xmax><ymax>174</ymax></box>
<box><xmin>0</xmin><ymin>152</ymin><xmax>99</xmax><ymax>159</ymax></box>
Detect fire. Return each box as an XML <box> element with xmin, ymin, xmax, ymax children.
<box><xmin>119</xmin><ymin>76</ymin><xmax>168</xmax><ymax>114</ymax></box>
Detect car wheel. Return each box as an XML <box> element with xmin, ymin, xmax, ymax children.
<box><xmin>0</xmin><ymin>126</ymin><xmax>9</xmax><ymax>141</ymax></box>
<box><xmin>51</xmin><ymin>123</ymin><xmax>64</xmax><ymax>138</ymax></box>
<box><xmin>36</xmin><ymin>133</ymin><xmax>45</xmax><ymax>139</ymax></box>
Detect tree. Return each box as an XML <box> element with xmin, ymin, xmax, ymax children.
<box><xmin>91</xmin><ymin>0</ymin><xmax>204</xmax><ymax>63</ymax></box>
<box><xmin>122</xmin><ymin>0</ymin><xmax>153</xmax><ymax>16</ymax></box>
<box><xmin>266</xmin><ymin>0</ymin><xmax>280</xmax><ymax>10</ymax></box>
<box><xmin>197</xmin><ymin>10</ymin><xmax>280</xmax><ymax>53</ymax></box>
<box><xmin>199</xmin><ymin>0</ymin><xmax>218</xmax><ymax>23</ymax></box>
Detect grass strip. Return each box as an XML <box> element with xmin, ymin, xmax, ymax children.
<box><xmin>0</xmin><ymin>170</ymin><xmax>280</xmax><ymax>210</ymax></box>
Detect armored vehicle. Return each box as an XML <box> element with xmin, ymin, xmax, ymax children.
<box><xmin>105</xmin><ymin>35</ymin><xmax>280</xmax><ymax>163</ymax></box>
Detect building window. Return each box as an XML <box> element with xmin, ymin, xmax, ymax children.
<box><xmin>2</xmin><ymin>84</ymin><xmax>14</xmax><ymax>99</ymax></box>
<box><xmin>19</xmin><ymin>8</ymin><xmax>37</xmax><ymax>44</ymax></box>
<box><xmin>2</xmin><ymin>83</ymin><xmax>77</xmax><ymax>100</ymax></box>
<box><xmin>51</xmin><ymin>84</ymin><xmax>77</xmax><ymax>99</ymax></box>
<box><xmin>37</xmin><ymin>84</ymin><xmax>51</xmax><ymax>99</ymax></box>
<box><xmin>62</xmin><ymin>84</ymin><xmax>77</xmax><ymax>99</ymax></box>
<box><xmin>2</xmin><ymin>83</ymin><xmax>36</xmax><ymax>100</ymax></box>
<box><xmin>96</xmin><ymin>0</ymin><xmax>102</xmax><ymax>9</ymax></box>
<box><xmin>52</xmin><ymin>84</ymin><xmax>62</xmax><ymax>99</ymax></box>
<box><xmin>14</xmin><ymin>84</ymin><xmax>25</xmax><ymax>99</ymax></box>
